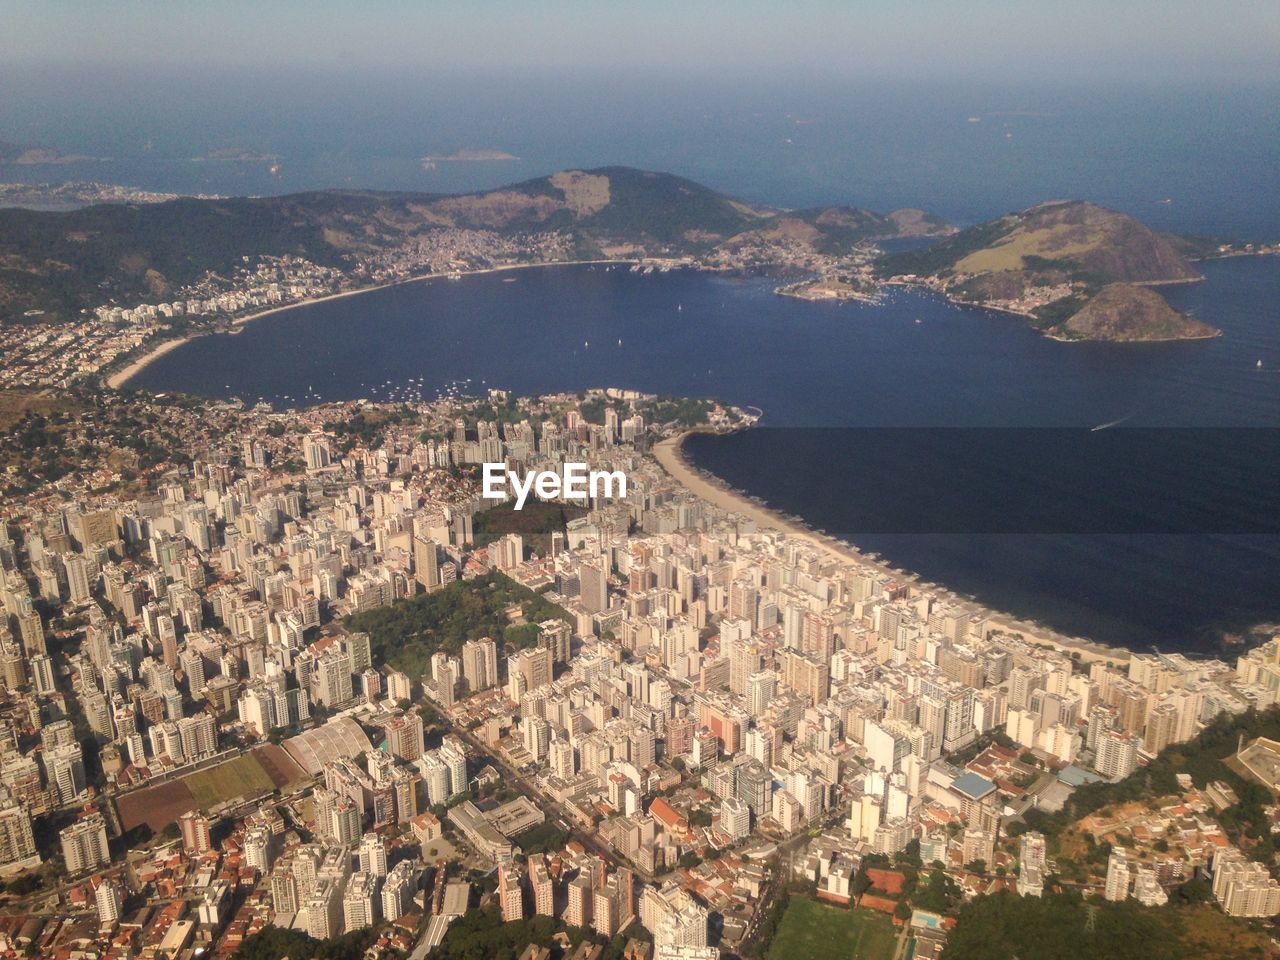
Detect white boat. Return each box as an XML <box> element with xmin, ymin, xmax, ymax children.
<box><xmin>1258</xmin><ymin>360</ymin><xmax>1265</xmax><ymax>369</ymax></box>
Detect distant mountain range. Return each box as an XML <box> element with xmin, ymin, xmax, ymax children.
<box><xmin>0</xmin><ymin>168</ymin><xmax>1224</xmax><ymax>340</ymax></box>
<box><xmin>879</xmin><ymin>200</ymin><xmax>1218</xmax><ymax>341</ymax></box>
<box><xmin>0</xmin><ymin>166</ymin><xmax>951</xmax><ymax>323</ymax></box>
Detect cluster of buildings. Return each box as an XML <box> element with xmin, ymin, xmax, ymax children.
<box><xmin>1</xmin><ymin>221</ymin><xmax>575</xmax><ymax>390</ymax></box>
<box><xmin>0</xmin><ymin>383</ymin><xmax>1275</xmax><ymax>958</ymax></box>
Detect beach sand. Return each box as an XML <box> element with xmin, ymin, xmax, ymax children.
<box><xmin>652</xmin><ymin>431</ymin><xmax>1129</xmax><ymax>666</ymax></box>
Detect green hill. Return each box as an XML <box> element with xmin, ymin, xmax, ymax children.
<box><xmin>880</xmin><ymin>200</ymin><xmax>1199</xmax><ymax>283</ymax></box>
<box><xmin>878</xmin><ymin>200</ymin><xmax>1210</xmax><ymax>341</ymax></box>
<box><xmin>1056</xmin><ymin>283</ymin><xmax>1219</xmax><ymax>342</ymax></box>
<box><xmin>0</xmin><ymin>166</ymin><xmax>951</xmax><ymax>323</ymax></box>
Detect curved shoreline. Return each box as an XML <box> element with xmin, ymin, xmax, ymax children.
<box><xmin>105</xmin><ymin>258</ymin><xmax>638</xmax><ymax>390</ymax></box>
<box><xmin>653</xmin><ymin>429</ymin><xmax>1131</xmax><ymax>666</ymax></box>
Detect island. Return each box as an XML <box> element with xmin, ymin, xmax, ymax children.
<box><xmin>421</xmin><ymin>148</ymin><xmax>521</xmax><ymax>165</ymax></box>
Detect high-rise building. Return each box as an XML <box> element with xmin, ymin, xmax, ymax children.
<box><xmin>581</xmin><ymin>560</ymin><xmax>608</xmax><ymax>613</ymax></box>
<box><xmin>539</xmin><ymin>620</ymin><xmax>572</xmax><ymax>665</ymax></box>
<box><xmin>384</xmin><ymin>711</ymin><xmax>424</xmax><ymax>761</ymax></box>
<box><xmin>592</xmin><ymin>884</ymin><xmax>618</xmax><ymax>938</ymax></box>
<box><xmin>508</xmin><ymin>647</ymin><xmax>553</xmax><ymax>699</ymax></box>
<box><xmin>734</xmin><ymin>759</ymin><xmax>771</xmax><ymax>815</ymax></box>
<box><xmin>314</xmin><ymin>650</ymin><xmax>354</xmax><ymax>707</ymax></box>
<box><xmin>343</xmin><ymin>872</ymin><xmax>379</xmax><ymax>932</ymax></box>
<box><xmin>1104</xmin><ymin>847</ymin><xmax>1130</xmax><ymax>902</ymax></box>
<box><xmin>65</xmin><ymin>554</ymin><xmax>93</xmax><ymax>603</ymax></box>
<box><xmin>96</xmin><ymin>877</ymin><xmax>123</xmax><ymax>924</ymax></box>
<box><xmin>359</xmin><ymin>832</ymin><xmax>388</xmax><ymax>878</ymax></box>
<box><xmin>381</xmin><ymin>860</ymin><xmax>417</xmax><ymax>921</ymax></box>
<box><xmin>1016</xmin><ymin>832</ymin><xmax>1046</xmax><ymax>898</ymax></box>
<box><xmin>1096</xmin><ymin>729</ymin><xmax>1139</xmax><ymax>780</ymax></box>
<box><xmin>60</xmin><ymin>812</ymin><xmax>110</xmax><ymax>874</ymax></box>
<box><xmin>46</xmin><ymin>741</ymin><xmax>87</xmax><ymax>804</ymax></box>
<box><xmin>720</xmin><ymin>797</ymin><xmax>750</xmax><ymax>840</ymax></box>
<box><xmin>566</xmin><ymin>874</ymin><xmax>593</xmax><ymax>928</ymax></box>
<box><xmin>1143</xmin><ymin>702</ymin><xmax>1180</xmax><ymax>756</ymax></box>
<box><xmin>1213</xmin><ymin>847</ymin><xmax>1280</xmax><ymax>917</ymax></box>
<box><xmin>440</xmin><ymin>743</ymin><xmax>468</xmax><ymax>796</ymax></box>
<box><xmin>244</xmin><ymin>823</ymin><xmax>274</xmax><ymax>872</ymax></box>
<box><xmin>498</xmin><ymin>860</ymin><xmax>525</xmax><ymax>922</ymax></box>
<box><xmin>745</xmin><ymin>671</ymin><xmax>776</xmax><ymax>717</ymax></box>
<box><xmin>413</xmin><ymin>536</ymin><xmax>440</xmax><ymax>591</ymax></box>
<box><xmin>461</xmin><ymin>637</ymin><xmax>499</xmax><ymax>694</ymax></box>
<box><xmin>549</xmin><ymin>738</ymin><xmax>576</xmax><ymax>779</ymax></box>
<box><xmin>304</xmin><ymin>880</ymin><xmax>343</xmax><ymax>939</ymax></box>
<box><xmin>529</xmin><ymin>853</ymin><xmax>555</xmax><ymax>916</ymax></box>
<box><xmin>271</xmin><ymin>868</ymin><xmax>300</xmax><ymax>917</ymax></box>
<box><xmin>303</xmin><ymin>434</ymin><xmax>332</xmax><ymax>472</ymax></box>
<box><xmin>0</xmin><ymin>789</ymin><xmax>37</xmax><ymax>869</ymax></box>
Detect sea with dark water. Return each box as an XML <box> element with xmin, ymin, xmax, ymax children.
<box><xmin>127</xmin><ymin>256</ymin><xmax>1280</xmax><ymax>654</ymax></box>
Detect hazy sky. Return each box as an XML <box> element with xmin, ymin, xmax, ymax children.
<box><xmin>4</xmin><ymin>0</ymin><xmax>1277</xmax><ymax>83</ymax></box>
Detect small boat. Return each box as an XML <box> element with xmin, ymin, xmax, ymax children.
<box><xmin>1258</xmin><ymin>360</ymin><xmax>1264</xmax><ymax>369</ymax></box>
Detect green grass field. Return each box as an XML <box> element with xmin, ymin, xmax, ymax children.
<box><xmin>767</xmin><ymin>897</ymin><xmax>897</xmax><ymax>960</ymax></box>
<box><xmin>183</xmin><ymin>753</ymin><xmax>275</xmax><ymax>809</ymax></box>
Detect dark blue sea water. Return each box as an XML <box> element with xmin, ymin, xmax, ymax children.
<box><xmin>129</xmin><ymin>256</ymin><xmax>1280</xmax><ymax>652</ymax></box>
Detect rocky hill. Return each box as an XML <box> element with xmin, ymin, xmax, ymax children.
<box><xmin>1055</xmin><ymin>282</ymin><xmax>1219</xmax><ymax>341</ymax></box>
<box><xmin>878</xmin><ymin>200</ymin><xmax>1210</xmax><ymax>341</ymax></box>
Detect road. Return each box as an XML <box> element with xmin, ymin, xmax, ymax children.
<box><xmin>451</xmin><ymin>725</ymin><xmax>641</xmax><ymax>878</ymax></box>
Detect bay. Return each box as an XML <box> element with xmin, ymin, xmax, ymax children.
<box><xmin>128</xmin><ymin>256</ymin><xmax>1280</xmax><ymax>652</ymax></box>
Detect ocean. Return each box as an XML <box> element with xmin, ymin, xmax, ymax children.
<box><xmin>2</xmin><ymin>70</ymin><xmax>1277</xmax><ymax>240</ymax></box>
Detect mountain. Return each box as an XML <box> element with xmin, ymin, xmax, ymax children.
<box><xmin>719</xmin><ymin>205</ymin><xmax>955</xmax><ymax>256</ymax></box>
<box><xmin>0</xmin><ymin>166</ymin><xmax>951</xmax><ymax>322</ymax></box>
<box><xmin>877</xmin><ymin>200</ymin><xmax>1208</xmax><ymax>341</ymax></box>
<box><xmin>1055</xmin><ymin>282</ymin><xmax>1219</xmax><ymax>342</ymax></box>
<box><xmin>881</xmin><ymin>200</ymin><xmax>1199</xmax><ymax>283</ymax></box>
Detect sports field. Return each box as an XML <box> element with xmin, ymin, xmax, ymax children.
<box><xmin>184</xmin><ymin>753</ymin><xmax>276</xmax><ymax>808</ymax></box>
<box><xmin>117</xmin><ymin>745</ymin><xmax>304</xmax><ymax>832</ymax></box>
<box><xmin>767</xmin><ymin>897</ymin><xmax>897</xmax><ymax>960</ymax></box>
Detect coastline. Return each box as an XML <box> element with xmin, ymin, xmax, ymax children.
<box><xmin>105</xmin><ymin>337</ymin><xmax>191</xmax><ymax>389</ymax></box>
<box><xmin>652</xmin><ymin>429</ymin><xmax>1131</xmax><ymax>666</ymax></box>
<box><xmin>105</xmin><ymin>258</ymin><xmax>639</xmax><ymax>391</ymax></box>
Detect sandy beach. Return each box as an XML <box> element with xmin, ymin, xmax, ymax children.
<box><xmin>104</xmin><ymin>258</ymin><xmax>638</xmax><ymax>391</ymax></box>
<box><xmin>105</xmin><ymin>337</ymin><xmax>191</xmax><ymax>389</ymax></box>
<box><xmin>653</xmin><ymin>431</ymin><xmax>1130</xmax><ymax>666</ymax></box>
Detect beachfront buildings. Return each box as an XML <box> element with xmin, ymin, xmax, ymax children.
<box><xmin>0</xmin><ymin>385</ymin><xmax>1278</xmax><ymax>958</ymax></box>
